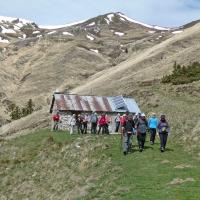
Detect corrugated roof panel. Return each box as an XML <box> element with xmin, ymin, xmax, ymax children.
<box><xmin>124</xmin><ymin>98</ymin><xmax>141</xmax><ymax>113</ymax></box>
<box><xmin>64</xmin><ymin>95</ymin><xmax>74</xmax><ymax>110</ymax></box>
<box><xmin>112</xmin><ymin>96</ymin><xmax>127</xmax><ymax>110</ymax></box>
<box><xmin>53</xmin><ymin>94</ymin><xmax>141</xmax><ymax>113</ymax></box>
<box><xmin>80</xmin><ymin>96</ymin><xmax>92</xmax><ymax>111</ymax></box>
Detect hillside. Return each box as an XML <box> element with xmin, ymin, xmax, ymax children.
<box><xmin>0</xmin><ymin>12</ymin><xmax>174</xmax><ymax>123</ymax></box>
<box><xmin>0</xmin><ymin>13</ymin><xmax>200</xmax><ymax>153</ymax></box>
<box><xmin>0</xmin><ymin>130</ymin><xmax>200</xmax><ymax>200</ymax></box>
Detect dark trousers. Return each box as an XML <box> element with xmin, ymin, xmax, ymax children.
<box><xmin>105</xmin><ymin>124</ymin><xmax>109</xmax><ymax>134</ymax></box>
<box><xmin>91</xmin><ymin>123</ymin><xmax>97</xmax><ymax>134</ymax></box>
<box><xmin>77</xmin><ymin>124</ymin><xmax>83</xmax><ymax>134</ymax></box>
<box><xmin>137</xmin><ymin>133</ymin><xmax>146</xmax><ymax>149</ymax></box>
<box><xmin>115</xmin><ymin>122</ymin><xmax>120</xmax><ymax>132</ymax></box>
<box><xmin>83</xmin><ymin>123</ymin><xmax>88</xmax><ymax>134</ymax></box>
<box><xmin>123</xmin><ymin>132</ymin><xmax>132</xmax><ymax>153</ymax></box>
<box><xmin>159</xmin><ymin>133</ymin><xmax>168</xmax><ymax>149</ymax></box>
<box><xmin>150</xmin><ymin>128</ymin><xmax>157</xmax><ymax>143</ymax></box>
<box><xmin>98</xmin><ymin>125</ymin><xmax>106</xmax><ymax>134</ymax></box>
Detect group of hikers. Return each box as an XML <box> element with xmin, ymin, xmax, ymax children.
<box><xmin>120</xmin><ymin>112</ymin><xmax>170</xmax><ymax>154</ymax></box>
<box><xmin>52</xmin><ymin>111</ymin><xmax>170</xmax><ymax>154</ymax></box>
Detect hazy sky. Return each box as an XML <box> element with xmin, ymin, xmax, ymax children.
<box><xmin>0</xmin><ymin>0</ymin><xmax>200</xmax><ymax>27</ymax></box>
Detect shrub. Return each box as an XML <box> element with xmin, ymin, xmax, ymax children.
<box><xmin>162</xmin><ymin>62</ymin><xmax>200</xmax><ymax>85</ymax></box>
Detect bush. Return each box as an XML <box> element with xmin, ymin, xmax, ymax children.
<box><xmin>162</xmin><ymin>62</ymin><xmax>200</xmax><ymax>85</ymax></box>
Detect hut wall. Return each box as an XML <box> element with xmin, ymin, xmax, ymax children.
<box><xmin>52</xmin><ymin>112</ymin><xmax>119</xmax><ymax>133</ymax></box>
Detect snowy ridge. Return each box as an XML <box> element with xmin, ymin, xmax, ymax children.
<box><xmin>39</xmin><ymin>20</ymin><xmax>86</xmax><ymax>29</ymax></box>
<box><xmin>0</xmin><ymin>16</ymin><xmax>31</xmax><ymax>24</ymax></box>
<box><xmin>117</xmin><ymin>13</ymin><xmax>170</xmax><ymax>31</ymax></box>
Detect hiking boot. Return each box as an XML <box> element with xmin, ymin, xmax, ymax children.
<box><xmin>123</xmin><ymin>151</ymin><xmax>127</xmax><ymax>156</ymax></box>
<box><xmin>150</xmin><ymin>141</ymin><xmax>154</xmax><ymax>145</ymax></box>
<box><xmin>139</xmin><ymin>148</ymin><xmax>143</xmax><ymax>152</ymax></box>
<box><xmin>160</xmin><ymin>147</ymin><xmax>164</xmax><ymax>152</ymax></box>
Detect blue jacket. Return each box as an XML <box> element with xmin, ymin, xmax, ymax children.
<box><xmin>148</xmin><ymin>117</ymin><xmax>158</xmax><ymax>129</ymax></box>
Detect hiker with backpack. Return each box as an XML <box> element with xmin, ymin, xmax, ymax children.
<box><xmin>148</xmin><ymin>113</ymin><xmax>158</xmax><ymax>145</ymax></box>
<box><xmin>115</xmin><ymin>113</ymin><xmax>121</xmax><ymax>132</ymax></box>
<box><xmin>98</xmin><ymin>114</ymin><xmax>107</xmax><ymax>134</ymax></box>
<box><xmin>52</xmin><ymin>111</ymin><xmax>60</xmax><ymax>131</ymax></box>
<box><xmin>76</xmin><ymin>114</ymin><xmax>84</xmax><ymax>134</ymax></box>
<box><xmin>158</xmin><ymin>114</ymin><xmax>170</xmax><ymax>152</ymax></box>
<box><xmin>136</xmin><ymin>113</ymin><xmax>148</xmax><ymax>152</ymax></box>
<box><xmin>105</xmin><ymin>114</ymin><xmax>111</xmax><ymax>134</ymax></box>
<box><xmin>69</xmin><ymin>114</ymin><xmax>76</xmax><ymax>134</ymax></box>
<box><xmin>90</xmin><ymin>112</ymin><xmax>98</xmax><ymax>134</ymax></box>
<box><xmin>121</xmin><ymin>114</ymin><xmax>135</xmax><ymax>155</ymax></box>
<box><xmin>82</xmin><ymin>114</ymin><xmax>90</xmax><ymax>134</ymax></box>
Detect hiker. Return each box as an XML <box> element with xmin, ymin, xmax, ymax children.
<box><xmin>115</xmin><ymin>113</ymin><xmax>121</xmax><ymax>132</ymax></box>
<box><xmin>69</xmin><ymin>114</ymin><xmax>76</xmax><ymax>134</ymax></box>
<box><xmin>136</xmin><ymin>113</ymin><xmax>148</xmax><ymax>152</ymax></box>
<box><xmin>76</xmin><ymin>114</ymin><xmax>84</xmax><ymax>134</ymax></box>
<box><xmin>82</xmin><ymin>114</ymin><xmax>89</xmax><ymax>134</ymax></box>
<box><xmin>158</xmin><ymin>114</ymin><xmax>170</xmax><ymax>152</ymax></box>
<box><xmin>98</xmin><ymin>114</ymin><xmax>107</xmax><ymax>134</ymax></box>
<box><xmin>90</xmin><ymin>112</ymin><xmax>98</xmax><ymax>134</ymax></box>
<box><xmin>52</xmin><ymin>111</ymin><xmax>60</xmax><ymax>131</ymax></box>
<box><xmin>105</xmin><ymin>114</ymin><xmax>111</xmax><ymax>134</ymax></box>
<box><xmin>121</xmin><ymin>114</ymin><xmax>135</xmax><ymax>155</ymax></box>
<box><xmin>148</xmin><ymin>113</ymin><xmax>158</xmax><ymax>145</ymax></box>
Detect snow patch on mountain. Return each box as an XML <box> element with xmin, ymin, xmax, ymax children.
<box><xmin>104</xmin><ymin>18</ymin><xmax>110</xmax><ymax>25</ymax></box>
<box><xmin>1</xmin><ymin>26</ymin><xmax>16</xmax><ymax>34</ymax></box>
<box><xmin>0</xmin><ymin>37</ymin><xmax>9</xmax><ymax>43</ymax></box>
<box><xmin>153</xmin><ymin>25</ymin><xmax>170</xmax><ymax>31</ymax></box>
<box><xmin>0</xmin><ymin>16</ymin><xmax>31</xmax><ymax>24</ymax></box>
<box><xmin>148</xmin><ymin>30</ymin><xmax>155</xmax><ymax>34</ymax></box>
<box><xmin>86</xmin><ymin>35</ymin><xmax>94</xmax><ymax>41</ymax></box>
<box><xmin>33</xmin><ymin>31</ymin><xmax>40</xmax><ymax>34</ymax></box>
<box><xmin>120</xmin><ymin>17</ymin><xmax>126</xmax><ymax>22</ymax></box>
<box><xmin>90</xmin><ymin>49</ymin><xmax>99</xmax><ymax>53</ymax></box>
<box><xmin>114</xmin><ymin>32</ymin><xmax>124</xmax><ymax>36</ymax></box>
<box><xmin>172</xmin><ymin>30</ymin><xmax>183</xmax><ymax>34</ymax></box>
<box><xmin>63</xmin><ymin>32</ymin><xmax>74</xmax><ymax>36</ymax></box>
<box><xmin>47</xmin><ymin>31</ymin><xmax>57</xmax><ymax>35</ymax></box>
<box><xmin>107</xmin><ymin>14</ymin><xmax>114</xmax><ymax>22</ymax></box>
<box><xmin>87</xmin><ymin>22</ymin><xmax>95</xmax><ymax>26</ymax></box>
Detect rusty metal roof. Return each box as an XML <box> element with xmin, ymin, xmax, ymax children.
<box><xmin>51</xmin><ymin>93</ymin><xmax>141</xmax><ymax>113</ymax></box>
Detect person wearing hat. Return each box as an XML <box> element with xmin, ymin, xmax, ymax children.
<box><xmin>157</xmin><ymin>114</ymin><xmax>170</xmax><ymax>152</ymax></box>
<box><xmin>148</xmin><ymin>113</ymin><xmax>158</xmax><ymax>145</ymax></box>
<box><xmin>136</xmin><ymin>113</ymin><xmax>148</xmax><ymax>152</ymax></box>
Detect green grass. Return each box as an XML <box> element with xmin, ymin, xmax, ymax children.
<box><xmin>0</xmin><ymin>130</ymin><xmax>200</xmax><ymax>200</ymax></box>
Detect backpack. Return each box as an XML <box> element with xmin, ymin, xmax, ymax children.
<box><xmin>91</xmin><ymin>114</ymin><xmax>98</xmax><ymax>123</ymax></box>
<box><xmin>138</xmin><ymin>119</ymin><xmax>147</xmax><ymax>134</ymax></box>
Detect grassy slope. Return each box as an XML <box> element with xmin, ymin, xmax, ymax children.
<box><xmin>0</xmin><ymin>130</ymin><xmax>200</xmax><ymax>200</ymax></box>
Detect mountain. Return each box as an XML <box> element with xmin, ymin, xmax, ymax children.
<box><xmin>0</xmin><ymin>12</ymin><xmax>200</xmax><ymax>152</ymax></box>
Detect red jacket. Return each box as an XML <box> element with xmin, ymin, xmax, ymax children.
<box><xmin>53</xmin><ymin>114</ymin><xmax>60</xmax><ymax>122</ymax></box>
<box><xmin>98</xmin><ymin>116</ymin><xmax>107</xmax><ymax>126</ymax></box>
<box><xmin>120</xmin><ymin>116</ymin><xmax>126</xmax><ymax>126</ymax></box>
